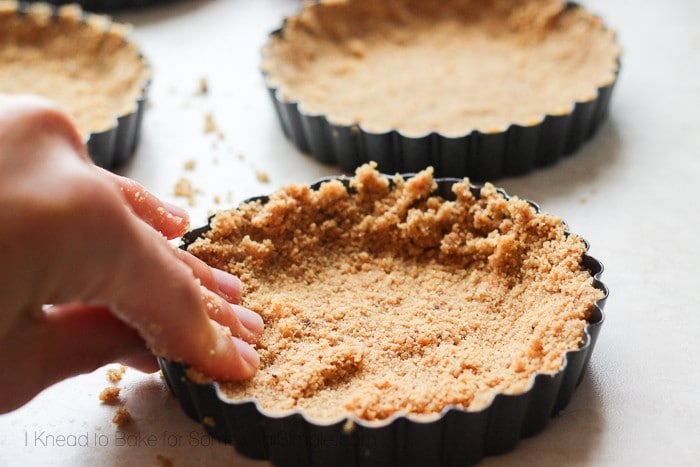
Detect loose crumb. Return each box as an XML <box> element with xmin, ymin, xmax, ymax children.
<box><xmin>106</xmin><ymin>365</ymin><xmax>127</xmax><ymax>383</ymax></box>
<box><xmin>199</xmin><ymin>76</ymin><xmax>209</xmax><ymax>95</ymax></box>
<box><xmin>202</xmin><ymin>416</ymin><xmax>215</xmax><ymax>427</ymax></box>
<box><xmin>189</xmin><ymin>163</ymin><xmax>604</xmax><ymax>422</ymax></box>
<box><xmin>255</xmin><ymin>170</ymin><xmax>270</xmax><ymax>183</ymax></box>
<box><xmin>174</xmin><ymin>177</ymin><xmax>201</xmax><ymax>207</ymax></box>
<box><xmin>204</xmin><ymin>113</ymin><xmax>218</xmax><ymax>134</ymax></box>
<box><xmin>112</xmin><ymin>407</ymin><xmax>132</xmax><ymax>426</ymax></box>
<box><xmin>342</xmin><ymin>419</ymin><xmax>355</xmax><ymax>435</ymax></box>
<box><xmin>204</xmin><ymin>112</ymin><xmax>225</xmax><ymax>140</ymax></box>
<box><xmin>99</xmin><ymin>387</ymin><xmax>121</xmax><ymax>405</ymax></box>
<box><xmin>183</xmin><ymin>159</ymin><xmax>196</xmax><ymax>171</ymax></box>
<box><xmin>213</xmin><ymin>195</ymin><xmax>221</xmax><ymax>204</ymax></box>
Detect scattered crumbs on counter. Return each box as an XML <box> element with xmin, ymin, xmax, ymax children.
<box><xmin>98</xmin><ymin>387</ymin><xmax>121</xmax><ymax>405</ymax></box>
<box><xmin>204</xmin><ymin>112</ymin><xmax>218</xmax><ymax>134</ymax></box>
<box><xmin>183</xmin><ymin>159</ymin><xmax>196</xmax><ymax>171</ymax></box>
<box><xmin>256</xmin><ymin>170</ymin><xmax>270</xmax><ymax>183</ymax></box>
<box><xmin>174</xmin><ymin>177</ymin><xmax>201</xmax><ymax>207</ymax></box>
<box><xmin>204</xmin><ymin>112</ymin><xmax>225</xmax><ymax>140</ymax></box>
<box><xmin>199</xmin><ymin>76</ymin><xmax>209</xmax><ymax>95</ymax></box>
<box><xmin>112</xmin><ymin>407</ymin><xmax>132</xmax><ymax>426</ymax></box>
<box><xmin>106</xmin><ymin>365</ymin><xmax>127</xmax><ymax>383</ymax></box>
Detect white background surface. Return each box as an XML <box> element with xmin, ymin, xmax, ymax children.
<box><xmin>1</xmin><ymin>0</ymin><xmax>699</xmax><ymax>465</ymax></box>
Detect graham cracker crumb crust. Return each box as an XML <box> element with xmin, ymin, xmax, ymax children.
<box><xmin>262</xmin><ymin>0</ymin><xmax>620</xmax><ymax>135</ymax></box>
<box><xmin>188</xmin><ymin>164</ymin><xmax>604</xmax><ymax>422</ymax></box>
<box><xmin>0</xmin><ymin>2</ymin><xmax>149</xmax><ymax>136</ymax></box>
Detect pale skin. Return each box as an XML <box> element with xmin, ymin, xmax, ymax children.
<box><xmin>0</xmin><ymin>94</ymin><xmax>263</xmax><ymax>413</ymax></box>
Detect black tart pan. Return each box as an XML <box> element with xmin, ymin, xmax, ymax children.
<box><xmin>262</xmin><ymin>1</ymin><xmax>620</xmax><ymax>181</ymax></box>
<box><xmin>3</xmin><ymin>2</ymin><xmax>151</xmax><ymax>169</ymax></box>
<box><xmin>21</xmin><ymin>0</ymin><xmax>179</xmax><ymax>11</ymax></box>
<box><xmin>158</xmin><ymin>173</ymin><xmax>609</xmax><ymax>466</ymax></box>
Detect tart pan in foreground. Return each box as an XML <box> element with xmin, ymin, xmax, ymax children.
<box><xmin>262</xmin><ymin>0</ymin><xmax>621</xmax><ymax>180</ymax></box>
<box><xmin>159</xmin><ymin>172</ymin><xmax>608</xmax><ymax>466</ymax></box>
<box><xmin>0</xmin><ymin>1</ymin><xmax>151</xmax><ymax>169</ymax></box>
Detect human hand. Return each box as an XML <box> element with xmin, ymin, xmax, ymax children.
<box><xmin>0</xmin><ymin>94</ymin><xmax>263</xmax><ymax>413</ymax></box>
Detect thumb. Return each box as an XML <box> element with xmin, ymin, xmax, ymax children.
<box><xmin>0</xmin><ymin>304</ymin><xmax>151</xmax><ymax>414</ymax></box>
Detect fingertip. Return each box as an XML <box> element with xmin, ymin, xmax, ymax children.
<box><xmin>100</xmin><ymin>168</ymin><xmax>189</xmax><ymax>239</ymax></box>
<box><xmin>177</xmin><ymin>326</ymin><xmax>259</xmax><ymax>382</ymax></box>
<box><xmin>161</xmin><ymin>200</ymin><xmax>189</xmax><ymax>224</ymax></box>
<box><xmin>232</xmin><ymin>304</ymin><xmax>264</xmax><ymax>337</ymax></box>
<box><xmin>212</xmin><ymin>268</ymin><xmax>243</xmax><ymax>303</ymax></box>
<box><xmin>232</xmin><ymin>336</ymin><xmax>260</xmax><ymax>371</ymax></box>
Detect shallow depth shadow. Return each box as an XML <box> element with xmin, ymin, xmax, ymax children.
<box><xmin>110</xmin><ymin>0</ymin><xmax>218</xmax><ymax>26</ymax></box>
<box><xmin>98</xmin><ymin>374</ymin><xmax>269</xmax><ymax>467</ymax></box>
<box><xmin>482</xmin><ymin>370</ymin><xmax>605</xmax><ymax>466</ymax></box>
<box><xmin>499</xmin><ymin>117</ymin><xmax>623</xmax><ymax>205</ymax></box>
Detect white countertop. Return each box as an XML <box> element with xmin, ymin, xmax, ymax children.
<box><xmin>1</xmin><ymin>0</ymin><xmax>699</xmax><ymax>465</ymax></box>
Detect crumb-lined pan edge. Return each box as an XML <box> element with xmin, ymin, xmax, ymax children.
<box><xmin>262</xmin><ymin>2</ymin><xmax>620</xmax><ymax>181</ymax></box>
<box><xmin>159</xmin><ymin>175</ymin><xmax>609</xmax><ymax>466</ymax></box>
<box><xmin>13</xmin><ymin>1</ymin><xmax>151</xmax><ymax>169</ymax></box>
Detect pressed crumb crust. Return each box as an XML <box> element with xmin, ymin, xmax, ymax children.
<box><xmin>262</xmin><ymin>0</ymin><xmax>620</xmax><ymax>135</ymax></box>
<box><xmin>0</xmin><ymin>2</ymin><xmax>148</xmax><ymax>135</ymax></box>
<box><xmin>188</xmin><ymin>164</ymin><xmax>604</xmax><ymax>422</ymax></box>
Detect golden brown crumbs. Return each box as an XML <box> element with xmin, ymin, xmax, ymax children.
<box><xmin>202</xmin><ymin>416</ymin><xmax>215</xmax><ymax>428</ymax></box>
<box><xmin>199</xmin><ymin>76</ymin><xmax>209</xmax><ymax>95</ymax></box>
<box><xmin>342</xmin><ymin>419</ymin><xmax>355</xmax><ymax>435</ymax></box>
<box><xmin>106</xmin><ymin>365</ymin><xmax>127</xmax><ymax>383</ymax></box>
<box><xmin>183</xmin><ymin>159</ymin><xmax>196</xmax><ymax>171</ymax></box>
<box><xmin>255</xmin><ymin>170</ymin><xmax>270</xmax><ymax>184</ymax></box>
<box><xmin>174</xmin><ymin>177</ymin><xmax>200</xmax><ymax>207</ymax></box>
<box><xmin>0</xmin><ymin>3</ymin><xmax>149</xmax><ymax>136</ymax></box>
<box><xmin>188</xmin><ymin>163</ymin><xmax>603</xmax><ymax>422</ymax></box>
<box><xmin>156</xmin><ymin>453</ymin><xmax>173</xmax><ymax>467</ymax></box>
<box><xmin>213</xmin><ymin>195</ymin><xmax>221</xmax><ymax>204</ymax></box>
<box><xmin>112</xmin><ymin>407</ymin><xmax>132</xmax><ymax>426</ymax></box>
<box><xmin>262</xmin><ymin>0</ymin><xmax>619</xmax><ymax>136</ymax></box>
<box><xmin>99</xmin><ymin>386</ymin><xmax>121</xmax><ymax>405</ymax></box>
<box><xmin>203</xmin><ymin>113</ymin><xmax>225</xmax><ymax>140</ymax></box>
<box><xmin>204</xmin><ymin>113</ymin><xmax>218</xmax><ymax>134</ymax></box>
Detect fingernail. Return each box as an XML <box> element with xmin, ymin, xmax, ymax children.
<box><xmin>232</xmin><ymin>337</ymin><xmax>260</xmax><ymax>368</ymax></box>
<box><xmin>161</xmin><ymin>200</ymin><xmax>188</xmax><ymax>221</ymax></box>
<box><xmin>213</xmin><ymin>269</ymin><xmax>243</xmax><ymax>302</ymax></box>
<box><xmin>232</xmin><ymin>304</ymin><xmax>264</xmax><ymax>335</ymax></box>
